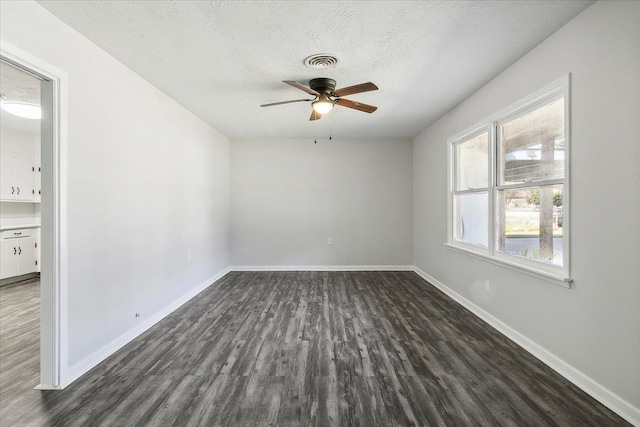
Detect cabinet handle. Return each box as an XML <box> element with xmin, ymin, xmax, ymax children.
<box><xmin>11</xmin><ymin>186</ymin><xmax>15</xmax><ymax>194</ymax></box>
<box><xmin>18</xmin><ymin>247</ymin><xmax>22</xmax><ymax>255</ymax></box>
<box><xmin>16</xmin><ymin>187</ymin><xmax>20</xmax><ymax>195</ymax></box>
<box><xmin>13</xmin><ymin>247</ymin><xmax>17</xmax><ymax>255</ymax></box>
<box><xmin>13</xmin><ymin>232</ymin><xmax>22</xmax><ymax>236</ymax></box>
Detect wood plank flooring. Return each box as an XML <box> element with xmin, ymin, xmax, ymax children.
<box><xmin>0</xmin><ymin>278</ymin><xmax>40</xmax><ymax>424</ymax></box>
<box><xmin>0</xmin><ymin>271</ymin><xmax>630</xmax><ymax>426</ymax></box>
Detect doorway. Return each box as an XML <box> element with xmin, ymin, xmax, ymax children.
<box><xmin>0</xmin><ymin>51</ymin><xmax>62</xmax><ymax>390</ymax></box>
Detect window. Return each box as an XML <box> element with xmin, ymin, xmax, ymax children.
<box><xmin>453</xmin><ymin>130</ymin><xmax>489</xmax><ymax>247</ymax></box>
<box><xmin>448</xmin><ymin>76</ymin><xmax>570</xmax><ymax>286</ymax></box>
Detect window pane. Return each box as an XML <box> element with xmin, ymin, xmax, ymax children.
<box><xmin>454</xmin><ymin>192</ymin><xmax>488</xmax><ymax>247</ymax></box>
<box><xmin>500</xmin><ymin>98</ymin><xmax>564</xmax><ymax>185</ymax></box>
<box><xmin>496</xmin><ymin>185</ymin><xmax>563</xmax><ymax>266</ymax></box>
<box><xmin>456</xmin><ymin>132</ymin><xmax>488</xmax><ymax>191</ymax></box>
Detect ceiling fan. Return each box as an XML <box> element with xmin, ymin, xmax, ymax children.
<box><xmin>261</xmin><ymin>78</ymin><xmax>378</xmax><ymax>121</ymax></box>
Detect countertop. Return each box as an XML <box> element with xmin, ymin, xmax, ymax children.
<box><xmin>0</xmin><ymin>224</ymin><xmax>41</xmax><ymax>231</ymax></box>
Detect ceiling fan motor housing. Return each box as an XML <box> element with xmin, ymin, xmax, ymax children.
<box><xmin>309</xmin><ymin>78</ymin><xmax>336</xmax><ymax>95</ymax></box>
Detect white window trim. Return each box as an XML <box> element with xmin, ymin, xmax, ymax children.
<box><xmin>450</xmin><ymin>125</ymin><xmax>491</xmax><ymax>251</ymax></box>
<box><xmin>446</xmin><ymin>74</ymin><xmax>572</xmax><ymax>288</ymax></box>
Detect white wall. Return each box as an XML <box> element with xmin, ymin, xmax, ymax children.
<box><xmin>231</xmin><ymin>138</ymin><xmax>413</xmax><ymax>267</ymax></box>
<box><xmin>414</xmin><ymin>0</ymin><xmax>640</xmax><ymax>421</ymax></box>
<box><xmin>1</xmin><ymin>0</ymin><xmax>230</xmax><ymax>377</ymax></box>
<box><xmin>0</xmin><ymin>126</ymin><xmax>38</xmax><ymax>157</ymax></box>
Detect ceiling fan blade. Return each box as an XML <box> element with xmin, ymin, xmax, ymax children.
<box><xmin>333</xmin><ymin>82</ymin><xmax>378</xmax><ymax>97</ymax></box>
<box><xmin>335</xmin><ymin>98</ymin><xmax>377</xmax><ymax>113</ymax></box>
<box><xmin>260</xmin><ymin>99</ymin><xmax>313</xmax><ymax>107</ymax></box>
<box><xmin>283</xmin><ymin>80</ymin><xmax>320</xmax><ymax>96</ymax></box>
<box><xmin>309</xmin><ymin>110</ymin><xmax>322</xmax><ymax>121</ymax></box>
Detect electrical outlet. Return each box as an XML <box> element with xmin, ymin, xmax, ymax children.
<box><xmin>327</xmin><ymin>237</ymin><xmax>332</xmax><ymax>245</ymax></box>
<box><xmin>135</xmin><ymin>313</ymin><xmax>140</xmax><ymax>318</ymax></box>
<box><xmin>485</xmin><ymin>280</ymin><xmax>491</xmax><ymax>292</ymax></box>
<box><xmin>187</xmin><ymin>250</ymin><xmax>191</xmax><ymax>261</ymax></box>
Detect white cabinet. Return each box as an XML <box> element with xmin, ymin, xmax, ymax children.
<box><xmin>0</xmin><ymin>239</ymin><xmax>16</xmax><ymax>279</ymax></box>
<box><xmin>35</xmin><ymin>164</ymin><xmax>41</xmax><ymax>202</ymax></box>
<box><xmin>0</xmin><ymin>156</ymin><xmax>15</xmax><ymax>199</ymax></box>
<box><xmin>1</xmin><ymin>154</ymin><xmax>36</xmax><ymax>201</ymax></box>
<box><xmin>35</xmin><ymin>146</ymin><xmax>41</xmax><ymax>202</ymax></box>
<box><xmin>0</xmin><ymin>228</ymin><xmax>38</xmax><ymax>279</ymax></box>
<box><xmin>16</xmin><ymin>236</ymin><xmax>37</xmax><ymax>276</ymax></box>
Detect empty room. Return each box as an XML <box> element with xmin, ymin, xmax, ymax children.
<box><xmin>0</xmin><ymin>0</ymin><xmax>638</xmax><ymax>426</ymax></box>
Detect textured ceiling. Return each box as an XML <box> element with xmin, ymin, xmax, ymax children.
<box><xmin>0</xmin><ymin>61</ymin><xmax>40</xmax><ymax>134</ymax></box>
<box><xmin>37</xmin><ymin>1</ymin><xmax>593</xmax><ymax>140</ymax></box>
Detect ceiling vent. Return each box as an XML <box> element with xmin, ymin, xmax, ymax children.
<box><xmin>304</xmin><ymin>54</ymin><xmax>339</xmax><ymax>69</ymax></box>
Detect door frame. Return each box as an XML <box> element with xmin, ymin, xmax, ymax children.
<box><xmin>1</xmin><ymin>41</ymin><xmax>67</xmax><ymax>389</ymax></box>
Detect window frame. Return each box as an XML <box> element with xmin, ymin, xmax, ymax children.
<box><xmin>446</xmin><ymin>75</ymin><xmax>571</xmax><ymax>287</ymax></box>
<box><xmin>451</xmin><ymin>125</ymin><xmax>491</xmax><ymax>250</ymax></box>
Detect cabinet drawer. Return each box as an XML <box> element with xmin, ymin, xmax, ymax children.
<box><xmin>1</xmin><ymin>229</ymin><xmax>32</xmax><ymax>239</ymax></box>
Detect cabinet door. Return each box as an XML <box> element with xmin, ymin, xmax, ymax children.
<box><xmin>0</xmin><ymin>239</ymin><xmax>17</xmax><ymax>279</ymax></box>
<box><xmin>35</xmin><ymin>164</ymin><xmax>42</xmax><ymax>203</ymax></box>
<box><xmin>14</xmin><ymin>157</ymin><xmax>35</xmax><ymax>201</ymax></box>
<box><xmin>0</xmin><ymin>156</ymin><xmax>15</xmax><ymax>200</ymax></box>
<box><xmin>35</xmin><ymin>144</ymin><xmax>41</xmax><ymax>202</ymax></box>
<box><xmin>35</xmin><ymin>229</ymin><xmax>41</xmax><ymax>273</ymax></box>
<box><xmin>16</xmin><ymin>237</ymin><xmax>37</xmax><ymax>276</ymax></box>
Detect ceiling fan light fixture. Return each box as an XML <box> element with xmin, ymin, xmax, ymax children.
<box><xmin>1</xmin><ymin>101</ymin><xmax>41</xmax><ymax>119</ymax></box>
<box><xmin>311</xmin><ymin>94</ymin><xmax>334</xmax><ymax>115</ymax></box>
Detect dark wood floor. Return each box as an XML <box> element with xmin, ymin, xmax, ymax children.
<box><xmin>0</xmin><ymin>271</ymin><xmax>629</xmax><ymax>426</ymax></box>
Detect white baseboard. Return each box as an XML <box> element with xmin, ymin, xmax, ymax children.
<box><xmin>60</xmin><ymin>267</ymin><xmax>230</xmax><ymax>388</ymax></box>
<box><xmin>229</xmin><ymin>265</ymin><xmax>414</xmax><ymax>272</ymax></box>
<box><xmin>413</xmin><ymin>267</ymin><xmax>640</xmax><ymax>427</ymax></box>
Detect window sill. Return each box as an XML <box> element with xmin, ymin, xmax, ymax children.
<box><xmin>444</xmin><ymin>243</ymin><xmax>572</xmax><ymax>288</ymax></box>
